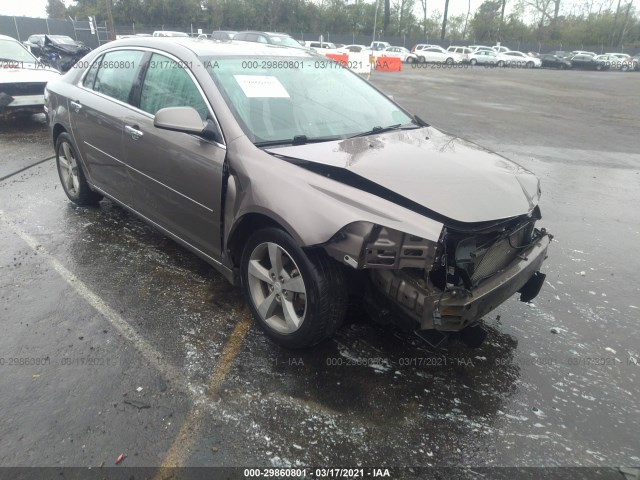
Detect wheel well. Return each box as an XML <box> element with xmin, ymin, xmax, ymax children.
<box><xmin>227</xmin><ymin>213</ymin><xmax>286</xmax><ymax>268</ymax></box>
<box><xmin>52</xmin><ymin>123</ymin><xmax>66</xmax><ymax>146</ymax></box>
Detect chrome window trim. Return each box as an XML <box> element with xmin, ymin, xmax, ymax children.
<box><xmin>84</xmin><ymin>141</ymin><xmax>214</xmax><ymax>213</ymax></box>
<box><xmin>76</xmin><ymin>46</ymin><xmax>226</xmax><ymax>149</ymax></box>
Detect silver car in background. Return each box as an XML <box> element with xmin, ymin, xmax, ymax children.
<box><xmin>45</xmin><ymin>37</ymin><xmax>551</xmax><ymax>349</ymax></box>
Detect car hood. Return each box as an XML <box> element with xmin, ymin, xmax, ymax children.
<box><xmin>266</xmin><ymin>127</ymin><xmax>541</xmax><ymax>224</ymax></box>
<box><xmin>0</xmin><ymin>65</ymin><xmax>61</xmax><ymax>83</ymax></box>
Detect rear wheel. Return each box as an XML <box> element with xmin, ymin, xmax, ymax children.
<box><xmin>470</xmin><ymin>58</ymin><xmax>477</xmax><ymax>66</ymax></box>
<box><xmin>55</xmin><ymin>132</ymin><xmax>102</xmax><ymax>206</ymax></box>
<box><xmin>526</xmin><ymin>61</ymin><xmax>534</xmax><ymax>68</ymax></box>
<box><xmin>241</xmin><ymin>228</ymin><xmax>347</xmax><ymax>348</ymax></box>
<box><xmin>497</xmin><ymin>60</ymin><xmax>504</xmax><ymax>67</ymax></box>
<box><xmin>445</xmin><ymin>57</ymin><xmax>454</xmax><ymax>65</ymax></box>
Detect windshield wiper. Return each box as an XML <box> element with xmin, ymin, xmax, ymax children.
<box><xmin>255</xmin><ymin>134</ymin><xmax>340</xmax><ymax>148</ymax></box>
<box><xmin>347</xmin><ymin>123</ymin><xmax>421</xmax><ymax>139</ymax></box>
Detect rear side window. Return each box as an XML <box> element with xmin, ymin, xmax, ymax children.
<box><xmin>139</xmin><ymin>53</ymin><xmax>208</xmax><ymax>121</ymax></box>
<box><xmin>93</xmin><ymin>50</ymin><xmax>145</xmax><ymax>104</ymax></box>
<box><xmin>83</xmin><ymin>55</ymin><xmax>102</xmax><ymax>89</ymax></box>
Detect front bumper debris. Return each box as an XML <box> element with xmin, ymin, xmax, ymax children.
<box><xmin>370</xmin><ymin>233</ymin><xmax>551</xmax><ymax>331</ymax></box>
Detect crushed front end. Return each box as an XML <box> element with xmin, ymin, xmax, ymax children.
<box><xmin>324</xmin><ymin>208</ymin><xmax>552</xmax><ymax>333</ymax></box>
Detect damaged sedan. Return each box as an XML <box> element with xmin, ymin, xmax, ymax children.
<box><xmin>24</xmin><ymin>34</ymin><xmax>91</xmax><ymax>72</ymax></box>
<box><xmin>45</xmin><ymin>38</ymin><xmax>552</xmax><ymax>348</ymax></box>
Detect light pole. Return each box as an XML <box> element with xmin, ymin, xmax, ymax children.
<box><xmin>372</xmin><ymin>0</ymin><xmax>380</xmax><ymax>45</ymax></box>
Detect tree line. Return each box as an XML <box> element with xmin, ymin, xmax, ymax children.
<box><xmin>46</xmin><ymin>0</ymin><xmax>639</xmax><ymax>48</ymax></box>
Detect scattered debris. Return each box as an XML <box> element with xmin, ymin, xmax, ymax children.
<box><xmin>211</xmin><ymin>447</ymin><xmax>219</xmax><ymax>454</ymax></box>
<box><xmin>124</xmin><ymin>399</ymin><xmax>150</xmax><ymax>410</ymax></box>
<box><xmin>115</xmin><ymin>453</ymin><xmax>126</xmax><ymax>465</ymax></box>
<box><xmin>136</xmin><ymin>386</ymin><xmax>143</xmax><ymax>392</ymax></box>
<box><xmin>550</xmin><ymin>328</ymin><xmax>559</xmax><ymax>334</ymax></box>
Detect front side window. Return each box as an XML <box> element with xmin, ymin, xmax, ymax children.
<box><xmin>139</xmin><ymin>53</ymin><xmax>208</xmax><ymax>121</ymax></box>
<box><xmin>93</xmin><ymin>50</ymin><xmax>145</xmax><ymax>104</ymax></box>
<box><xmin>203</xmin><ymin>56</ymin><xmax>413</xmax><ymax>144</ymax></box>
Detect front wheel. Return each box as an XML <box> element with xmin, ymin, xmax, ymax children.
<box><xmin>445</xmin><ymin>57</ymin><xmax>454</xmax><ymax>65</ymax></box>
<box><xmin>526</xmin><ymin>61</ymin><xmax>534</xmax><ymax>68</ymax></box>
<box><xmin>470</xmin><ymin>58</ymin><xmax>477</xmax><ymax>65</ymax></box>
<box><xmin>55</xmin><ymin>132</ymin><xmax>102</xmax><ymax>206</ymax></box>
<box><xmin>241</xmin><ymin>228</ymin><xmax>347</xmax><ymax>348</ymax></box>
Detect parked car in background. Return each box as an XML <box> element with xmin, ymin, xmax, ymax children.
<box><xmin>569</xmin><ymin>54</ymin><xmax>609</xmax><ymax>70</ymax></box>
<box><xmin>211</xmin><ymin>30</ymin><xmax>237</xmax><ymax>40</ymax></box>
<box><xmin>23</xmin><ymin>34</ymin><xmax>91</xmax><ymax>72</ymax></box>
<box><xmin>152</xmin><ymin>31</ymin><xmax>189</xmax><ymax>37</ymax></box>
<box><xmin>0</xmin><ymin>34</ymin><xmax>61</xmax><ymax>118</ymax></box>
<box><xmin>234</xmin><ymin>31</ymin><xmax>305</xmax><ymax>49</ymax></box>
<box><xmin>632</xmin><ymin>54</ymin><xmax>640</xmax><ymax>71</ymax></box>
<box><xmin>378</xmin><ymin>46</ymin><xmax>418</xmax><ymax>63</ymax></box>
<box><xmin>539</xmin><ymin>53</ymin><xmax>572</xmax><ymax>69</ymax></box>
<box><xmin>412</xmin><ymin>44</ymin><xmax>439</xmax><ymax>53</ymax></box>
<box><xmin>339</xmin><ymin>44</ymin><xmax>369</xmax><ymax>53</ymax></box>
<box><xmin>468</xmin><ymin>45</ymin><xmax>493</xmax><ymax>52</ymax></box>
<box><xmin>370</xmin><ymin>41</ymin><xmax>391</xmax><ymax>51</ymax></box>
<box><xmin>304</xmin><ymin>41</ymin><xmax>339</xmax><ymax>53</ymax></box>
<box><xmin>447</xmin><ymin>46</ymin><xmax>472</xmax><ymax>62</ymax></box>
<box><xmin>468</xmin><ymin>49</ymin><xmax>499</xmax><ymax>65</ymax></box>
<box><xmin>571</xmin><ymin>50</ymin><xmax>597</xmax><ymax>57</ymax></box>
<box><xmin>498</xmin><ymin>50</ymin><xmax>541</xmax><ymax>68</ymax></box>
<box><xmin>416</xmin><ymin>46</ymin><xmax>462</xmax><ymax>64</ymax></box>
<box><xmin>595</xmin><ymin>54</ymin><xmax>634</xmax><ymax>71</ymax></box>
<box><xmin>44</xmin><ymin>37</ymin><xmax>551</xmax><ymax>349</ymax></box>
<box><xmin>493</xmin><ymin>45</ymin><xmax>510</xmax><ymax>54</ymax></box>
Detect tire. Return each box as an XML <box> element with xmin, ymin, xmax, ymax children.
<box><xmin>497</xmin><ymin>60</ymin><xmax>504</xmax><ymax>67</ymax></box>
<box><xmin>241</xmin><ymin>228</ymin><xmax>347</xmax><ymax>348</ymax></box>
<box><xmin>596</xmin><ymin>64</ymin><xmax>603</xmax><ymax>71</ymax></box>
<box><xmin>407</xmin><ymin>56</ymin><xmax>414</xmax><ymax>64</ymax></box>
<box><xmin>418</xmin><ymin>55</ymin><xmax>425</xmax><ymax>63</ymax></box>
<box><xmin>470</xmin><ymin>58</ymin><xmax>477</xmax><ymax>66</ymax></box>
<box><xmin>55</xmin><ymin>132</ymin><xmax>102</xmax><ymax>206</ymax></box>
<box><xmin>526</xmin><ymin>61</ymin><xmax>534</xmax><ymax>68</ymax></box>
<box><xmin>445</xmin><ymin>57</ymin><xmax>454</xmax><ymax>65</ymax></box>
<box><xmin>621</xmin><ymin>64</ymin><xmax>629</xmax><ymax>72</ymax></box>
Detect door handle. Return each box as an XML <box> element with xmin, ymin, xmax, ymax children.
<box><xmin>70</xmin><ymin>100</ymin><xmax>82</xmax><ymax>113</ymax></box>
<box><xmin>125</xmin><ymin>125</ymin><xmax>144</xmax><ymax>140</ymax></box>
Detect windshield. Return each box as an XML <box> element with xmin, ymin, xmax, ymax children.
<box><xmin>0</xmin><ymin>39</ymin><xmax>38</xmax><ymax>63</ymax></box>
<box><xmin>270</xmin><ymin>36</ymin><xmax>304</xmax><ymax>49</ymax></box>
<box><xmin>203</xmin><ymin>56</ymin><xmax>414</xmax><ymax>144</ymax></box>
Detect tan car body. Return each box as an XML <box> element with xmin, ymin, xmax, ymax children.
<box><xmin>46</xmin><ymin>38</ymin><xmax>551</xmax><ymax>338</ymax></box>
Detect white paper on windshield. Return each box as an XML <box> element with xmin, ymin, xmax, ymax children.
<box><xmin>234</xmin><ymin>75</ymin><xmax>290</xmax><ymax>98</ymax></box>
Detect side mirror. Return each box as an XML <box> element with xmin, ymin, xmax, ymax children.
<box><xmin>154</xmin><ymin>106</ymin><xmax>222</xmax><ymax>143</ymax></box>
<box><xmin>154</xmin><ymin>106</ymin><xmax>205</xmax><ymax>133</ymax></box>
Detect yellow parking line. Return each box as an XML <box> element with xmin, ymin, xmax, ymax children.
<box><xmin>155</xmin><ymin>313</ymin><xmax>251</xmax><ymax>471</ymax></box>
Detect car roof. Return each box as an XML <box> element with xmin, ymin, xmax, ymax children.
<box><xmin>0</xmin><ymin>34</ymin><xmax>19</xmax><ymax>41</ymax></box>
<box><xmin>93</xmin><ymin>37</ymin><xmax>311</xmax><ymax>58</ymax></box>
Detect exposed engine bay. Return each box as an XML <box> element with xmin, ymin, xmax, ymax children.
<box><xmin>324</xmin><ymin>208</ymin><xmax>552</xmax><ymax>334</ymax></box>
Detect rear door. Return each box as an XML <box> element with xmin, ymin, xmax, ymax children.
<box><xmin>69</xmin><ymin>49</ymin><xmax>145</xmax><ymax>204</ymax></box>
<box><xmin>121</xmin><ymin>52</ymin><xmax>226</xmax><ymax>258</ymax></box>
